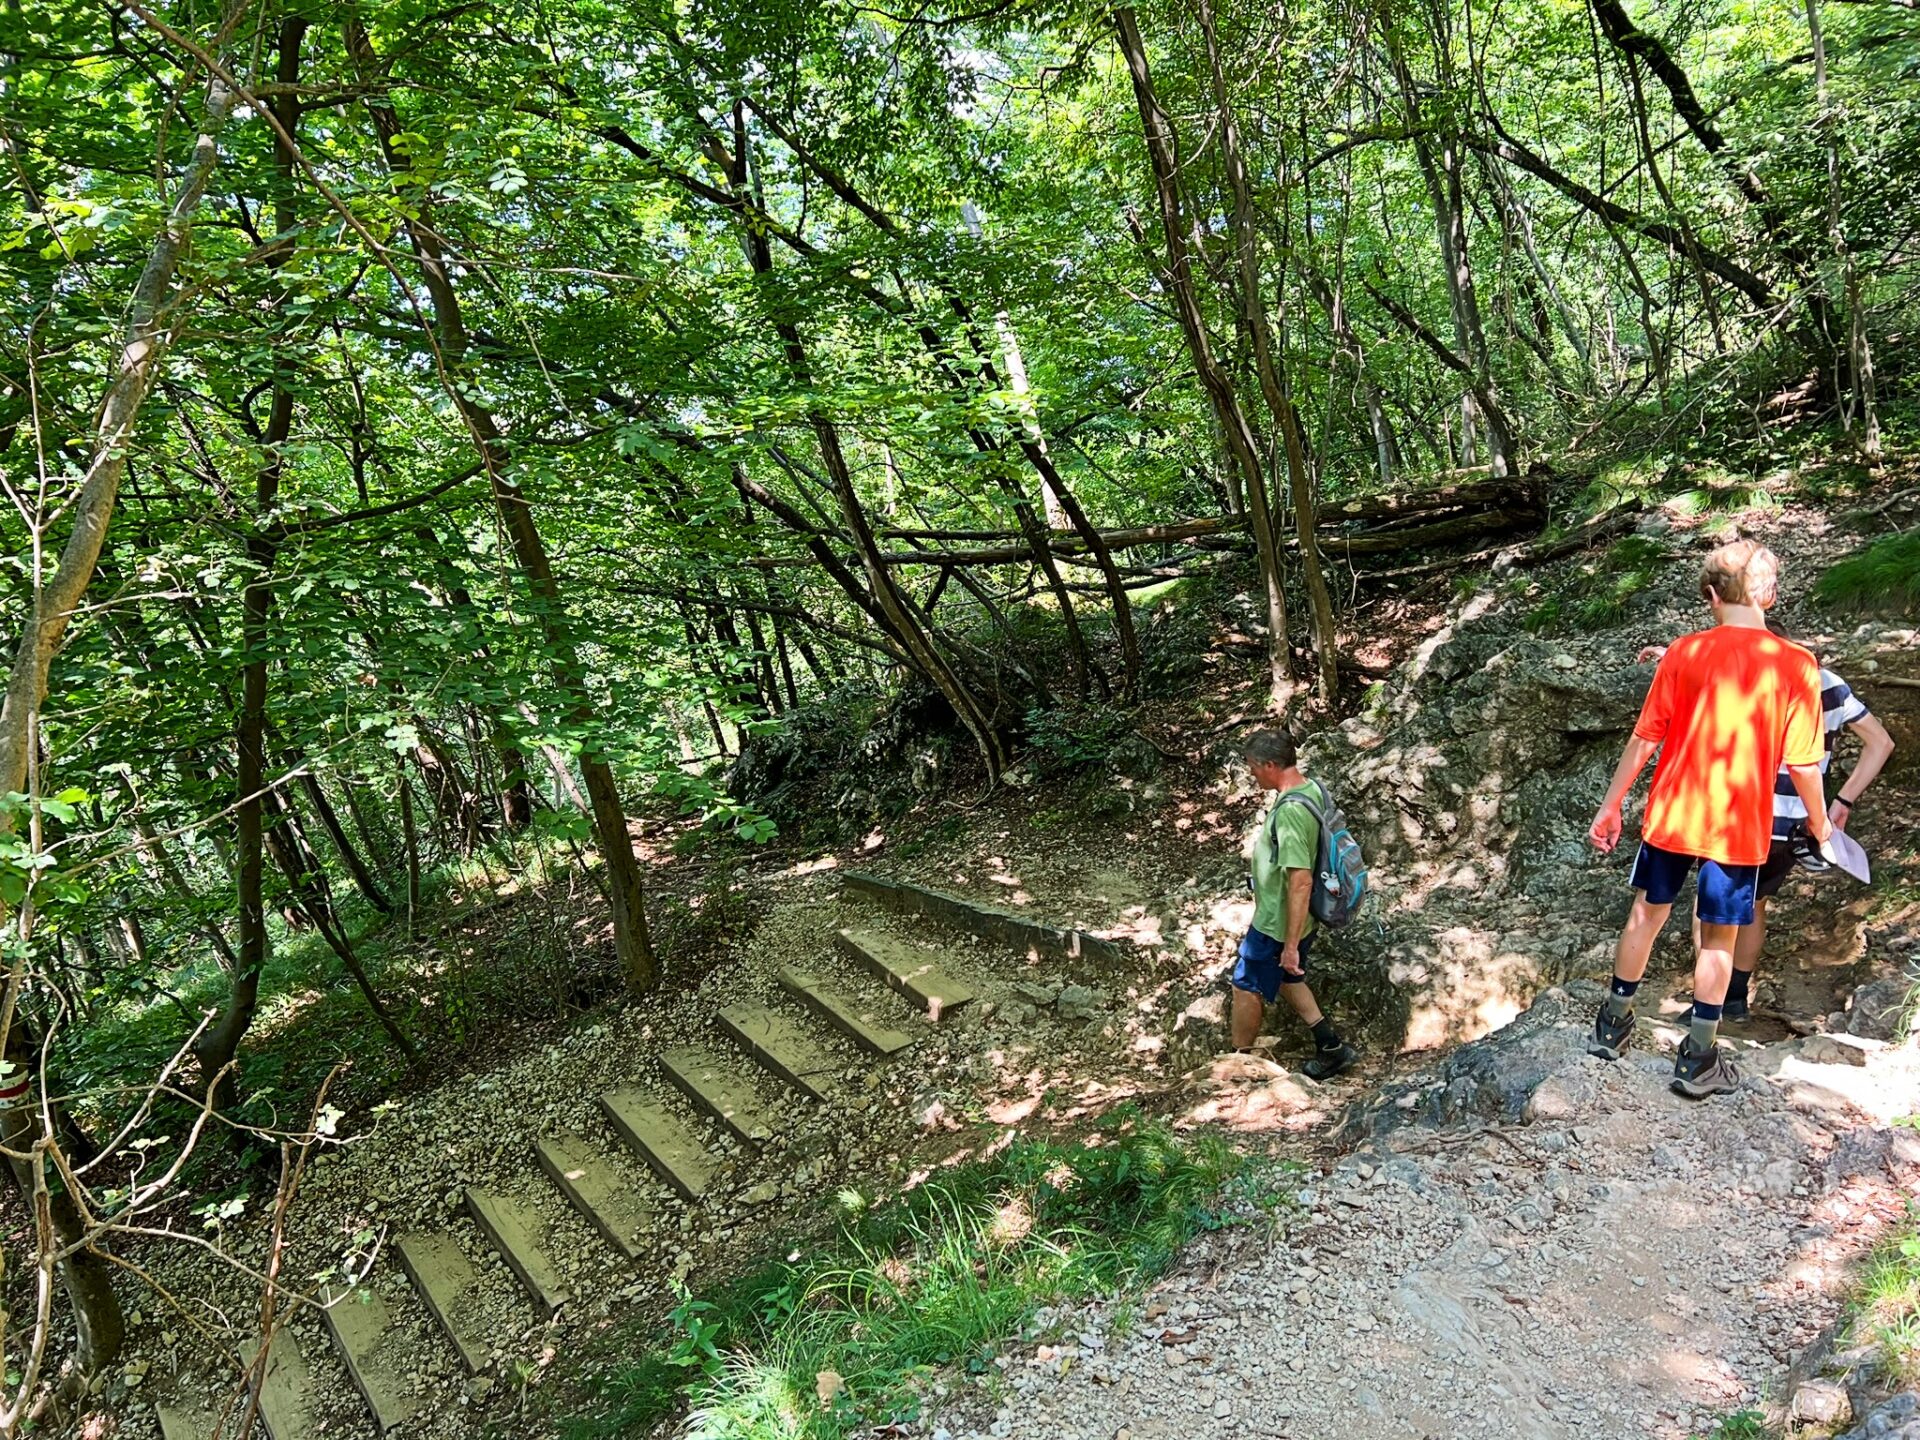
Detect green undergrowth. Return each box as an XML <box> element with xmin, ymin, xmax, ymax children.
<box><xmin>1814</xmin><ymin>529</ymin><xmax>1920</xmax><ymax>618</ymax></box>
<box><xmin>1848</xmin><ymin>1200</ymin><xmax>1920</xmax><ymax>1389</ymax></box>
<box><xmin>557</xmin><ymin>1115</ymin><xmax>1297</xmax><ymax>1440</ymax></box>
<box><xmin>1523</xmin><ymin>533</ymin><xmax>1669</xmax><ymax>635</ymax></box>
<box><xmin>1689</xmin><ymin>1409</ymin><xmax>1769</xmax><ymax>1440</ymax></box>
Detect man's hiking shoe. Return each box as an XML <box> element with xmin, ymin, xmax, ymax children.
<box><xmin>1589</xmin><ymin>1003</ymin><xmax>1636</xmax><ymax>1060</ymax></box>
<box><xmin>1302</xmin><ymin>1043</ymin><xmax>1357</xmax><ymax>1081</ymax></box>
<box><xmin>1672</xmin><ymin>1041</ymin><xmax>1742</xmax><ymax>1099</ymax></box>
<box><xmin>1680</xmin><ymin>995</ymin><xmax>1751</xmax><ymax>1024</ymax></box>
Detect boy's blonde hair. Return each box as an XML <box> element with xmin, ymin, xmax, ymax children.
<box><xmin>1699</xmin><ymin>540</ymin><xmax>1780</xmax><ymax>608</ymax></box>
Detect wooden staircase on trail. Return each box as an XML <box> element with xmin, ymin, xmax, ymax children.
<box><xmin>156</xmin><ymin>874</ymin><xmax>1123</xmax><ymax>1440</ymax></box>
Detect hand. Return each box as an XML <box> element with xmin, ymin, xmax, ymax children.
<box><xmin>1280</xmin><ymin>943</ymin><xmax>1304</xmax><ymax>977</ymax></box>
<box><xmin>1807</xmin><ymin>813</ymin><xmax>1835</xmax><ymax>847</ymax></box>
<box><xmin>1828</xmin><ymin>800</ymin><xmax>1851</xmax><ymax>832</ymax></box>
<box><xmin>1589</xmin><ymin>804</ymin><xmax>1624</xmax><ymax>853</ymax></box>
<box><xmin>1636</xmin><ymin>645</ymin><xmax>1668</xmax><ymax>664</ymax></box>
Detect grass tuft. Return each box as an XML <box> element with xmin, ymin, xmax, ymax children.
<box><xmin>558</xmin><ymin>1114</ymin><xmax>1295</xmax><ymax>1440</ymax></box>
<box><xmin>1814</xmin><ymin>529</ymin><xmax>1920</xmax><ymax>618</ymax></box>
<box><xmin>1850</xmin><ymin>1202</ymin><xmax>1920</xmax><ymax>1388</ymax></box>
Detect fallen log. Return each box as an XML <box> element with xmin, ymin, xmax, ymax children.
<box><xmin>870</xmin><ymin>475</ymin><xmax>1543</xmax><ymax>548</ymax></box>
<box><xmin>755</xmin><ymin>493</ymin><xmax>1544</xmax><ymax>570</ymax></box>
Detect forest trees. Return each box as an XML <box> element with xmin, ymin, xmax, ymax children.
<box><xmin>0</xmin><ymin>0</ymin><xmax>1914</xmax><ymax>1398</ymax></box>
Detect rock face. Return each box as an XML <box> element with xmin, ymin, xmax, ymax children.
<box><xmin>1839</xmin><ymin>1393</ymin><xmax>1920</xmax><ymax>1439</ymax></box>
<box><xmin>1847</xmin><ymin>975</ymin><xmax>1919</xmax><ymax>1042</ymax></box>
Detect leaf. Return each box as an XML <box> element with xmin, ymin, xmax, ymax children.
<box><xmin>815</xmin><ymin>1370</ymin><xmax>846</xmax><ymax>1408</ymax></box>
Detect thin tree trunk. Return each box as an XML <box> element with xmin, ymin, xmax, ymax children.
<box><xmin>295</xmin><ymin>767</ymin><xmax>393</xmax><ymax>913</ymax></box>
<box><xmin>351</xmin><ymin>20</ymin><xmax>655</xmax><ymax>984</ymax></box>
<box><xmin>1197</xmin><ymin>0</ymin><xmax>1339</xmax><ymax>704</ymax></box>
<box><xmin>1807</xmin><ymin>0</ymin><xmax>1881</xmax><ymax>462</ymax></box>
<box><xmin>1115</xmin><ymin>5</ymin><xmax>1294</xmax><ymax>709</ymax></box>
<box><xmin>265</xmin><ymin>793</ymin><xmax>419</xmax><ymax>1062</ymax></box>
<box><xmin>196</xmin><ymin>30</ymin><xmax>304</xmax><ymax>1108</ymax></box>
<box><xmin>1386</xmin><ymin>24</ymin><xmax>1515</xmax><ymax>479</ymax></box>
<box><xmin>396</xmin><ymin>757</ymin><xmax>421</xmax><ymax>938</ymax></box>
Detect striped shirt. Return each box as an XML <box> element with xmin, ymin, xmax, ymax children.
<box><xmin>1772</xmin><ymin>668</ymin><xmax>1870</xmax><ymax>837</ymax></box>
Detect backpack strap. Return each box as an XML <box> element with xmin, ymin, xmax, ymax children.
<box><xmin>1270</xmin><ymin>785</ymin><xmax>1327</xmax><ymax>865</ymax></box>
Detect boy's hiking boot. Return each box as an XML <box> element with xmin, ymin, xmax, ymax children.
<box><xmin>1303</xmin><ymin>1042</ymin><xmax>1358</xmax><ymax>1080</ymax></box>
<box><xmin>1589</xmin><ymin>1003</ymin><xmax>1636</xmax><ymax>1060</ymax></box>
<box><xmin>1672</xmin><ymin>1041</ymin><xmax>1741</xmax><ymax>1099</ymax></box>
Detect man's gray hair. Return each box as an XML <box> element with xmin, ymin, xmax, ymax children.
<box><xmin>1240</xmin><ymin>728</ymin><xmax>1297</xmax><ymax>768</ymax></box>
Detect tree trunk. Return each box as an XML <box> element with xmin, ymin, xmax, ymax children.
<box><xmin>1115</xmin><ymin>5</ymin><xmax>1293</xmax><ymax>709</ymax></box>
<box><xmin>196</xmin><ymin>32</ymin><xmax>304</xmax><ymax>1105</ymax></box>
<box><xmin>1386</xmin><ymin>25</ymin><xmax>1515</xmax><ymax>479</ymax></box>
<box><xmin>0</xmin><ymin>1082</ymin><xmax>124</xmax><ymax>1374</ymax></box>
<box><xmin>349</xmin><ymin>19</ymin><xmax>655</xmax><ymax>986</ymax></box>
<box><xmin>1196</xmin><ymin>0</ymin><xmax>1340</xmax><ymax>704</ymax></box>
<box><xmin>0</xmin><ymin>76</ymin><xmax>235</xmax><ymax>794</ymax></box>
<box><xmin>396</xmin><ymin>757</ymin><xmax>421</xmax><ymax>937</ymax></box>
<box><xmin>1806</xmin><ymin>0</ymin><xmax>1881</xmax><ymax>463</ymax></box>
<box><xmin>264</xmin><ymin>793</ymin><xmax>418</xmax><ymax>1062</ymax></box>
<box><xmin>295</xmin><ymin>767</ymin><xmax>393</xmax><ymax>914</ymax></box>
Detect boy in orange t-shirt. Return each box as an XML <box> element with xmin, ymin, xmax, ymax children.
<box><xmin>1586</xmin><ymin>541</ymin><xmax>1832</xmax><ymax>1098</ymax></box>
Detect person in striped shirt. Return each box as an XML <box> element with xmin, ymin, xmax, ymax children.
<box><xmin>1638</xmin><ymin>623</ymin><xmax>1895</xmax><ymax>1020</ymax></box>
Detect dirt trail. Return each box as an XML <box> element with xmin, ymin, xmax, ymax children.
<box><xmin>109</xmin><ymin>498</ymin><xmax>1920</xmax><ymax>1440</ymax></box>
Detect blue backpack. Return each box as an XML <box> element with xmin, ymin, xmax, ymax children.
<box><xmin>1274</xmin><ymin>780</ymin><xmax>1369</xmax><ymax>928</ymax></box>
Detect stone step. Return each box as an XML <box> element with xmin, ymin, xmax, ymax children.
<box><xmin>251</xmin><ymin>1327</ymin><xmax>317</xmax><ymax>1440</ymax></box>
<box><xmin>394</xmin><ymin>1231</ymin><xmax>491</xmax><ymax>1374</ymax></box>
<box><xmin>537</xmin><ymin>1132</ymin><xmax>651</xmax><ymax>1262</ymax></box>
<box><xmin>661</xmin><ymin>1047</ymin><xmax>778</xmax><ymax>1145</ymax></box>
<box><xmin>836</xmin><ymin>928</ymin><xmax>976</xmax><ymax>1021</ymax></box>
<box><xmin>777</xmin><ymin>967</ymin><xmax>915</xmax><ymax>1056</ymax></box>
<box><xmin>844</xmin><ymin>871</ymin><xmax>1128</xmax><ymax>966</ymax></box>
<box><xmin>716</xmin><ymin>1003</ymin><xmax>840</xmax><ymax>1103</ymax></box>
<box><xmin>321</xmin><ymin>1284</ymin><xmax>419</xmax><ymax>1434</ymax></box>
<box><xmin>467</xmin><ymin>1188</ymin><xmax>570</xmax><ymax>1316</ymax></box>
<box><xmin>599</xmin><ymin>1089</ymin><xmax>716</xmax><ymax>1201</ymax></box>
<box><xmin>156</xmin><ymin>1403</ymin><xmax>217</xmax><ymax>1440</ymax></box>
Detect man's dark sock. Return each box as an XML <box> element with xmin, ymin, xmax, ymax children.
<box><xmin>1725</xmin><ymin>969</ymin><xmax>1752</xmax><ymax>1007</ymax></box>
<box><xmin>1687</xmin><ymin>1000</ymin><xmax>1722</xmax><ymax>1058</ymax></box>
<box><xmin>1605</xmin><ymin>975</ymin><xmax>1640</xmax><ymax>1019</ymax></box>
<box><xmin>1309</xmin><ymin>1017</ymin><xmax>1342</xmax><ymax>1052</ymax></box>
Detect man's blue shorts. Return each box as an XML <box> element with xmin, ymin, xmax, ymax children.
<box><xmin>1628</xmin><ymin>841</ymin><xmax>1760</xmax><ymax>926</ymax></box>
<box><xmin>1233</xmin><ymin>928</ymin><xmax>1316</xmax><ymax>1002</ymax></box>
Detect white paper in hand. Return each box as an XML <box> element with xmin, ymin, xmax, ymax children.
<box><xmin>1819</xmin><ymin>829</ymin><xmax>1872</xmax><ymax>884</ymax></box>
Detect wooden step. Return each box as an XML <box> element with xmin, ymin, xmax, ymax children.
<box><xmin>836</xmin><ymin>928</ymin><xmax>976</xmax><ymax>1020</ymax></box>
<box><xmin>716</xmin><ymin>1003</ymin><xmax>841</xmax><ymax>1102</ymax></box>
<box><xmin>599</xmin><ymin>1089</ymin><xmax>716</xmax><ymax>1201</ymax></box>
<box><xmin>537</xmin><ymin>1132</ymin><xmax>651</xmax><ymax>1262</ymax></box>
<box><xmin>394</xmin><ymin>1231</ymin><xmax>490</xmax><ymax>1374</ymax></box>
<box><xmin>251</xmin><ymin>1328</ymin><xmax>317</xmax><ymax>1440</ymax></box>
<box><xmin>844</xmin><ymin>871</ymin><xmax>1128</xmax><ymax>966</ymax></box>
<box><xmin>321</xmin><ymin>1284</ymin><xmax>419</xmax><ymax>1433</ymax></box>
<box><xmin>778</xmin><ymin>968</ymin><xmax>915</xmax><ymax>1056</ymax></box>
<box><xmin>467</xmin><ymin>1188</ymin><xmax>570</xmax><ymax>1316</ymax></box>
<box><xmin>661</xmin><ymin>1047</ymin><xmax>778</xmax><ymax>1145</ymax></box>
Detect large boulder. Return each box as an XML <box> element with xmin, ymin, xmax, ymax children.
<box><xmin>1340</xmin><ymin>981</ymin><xmax>1607</xmax><ymax>1141</ymax></box>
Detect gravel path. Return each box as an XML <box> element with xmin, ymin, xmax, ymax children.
<box><xmin>930</xmin><ymin>1003</ymin><xmax>1920</xmax><ymax>1440</ymax></box>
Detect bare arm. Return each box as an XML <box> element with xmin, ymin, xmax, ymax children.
<box><xmin>1589</xmin><ymin>735</ymin><xmax>1660</xmax><ymax>852</ymax></box>
<box><xmin>1786</xmin><ymin>764</ymin><xmax>1834</xmax><ymax>843</ymax></box>
<box><xmin>1280</xmin><ymin>868</ymin><xmax>1313</xmax><ymax>973</ymax></box>
<box><xmin>1832</xmin><ymin>713</ymin><xmax>1896</xmax><ymax>828</ymax></box>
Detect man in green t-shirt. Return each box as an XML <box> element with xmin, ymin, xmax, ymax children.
<box><xmin>1230</xmin><ymin>729</ymin><xmax>1357</xmax><ymax>1078</ymax></box>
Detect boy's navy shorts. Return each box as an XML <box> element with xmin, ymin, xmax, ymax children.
<box><xmin>1628</xmin><ymin>842</ymin><xmax>1759</xmax><ymax>926</ymax></box>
